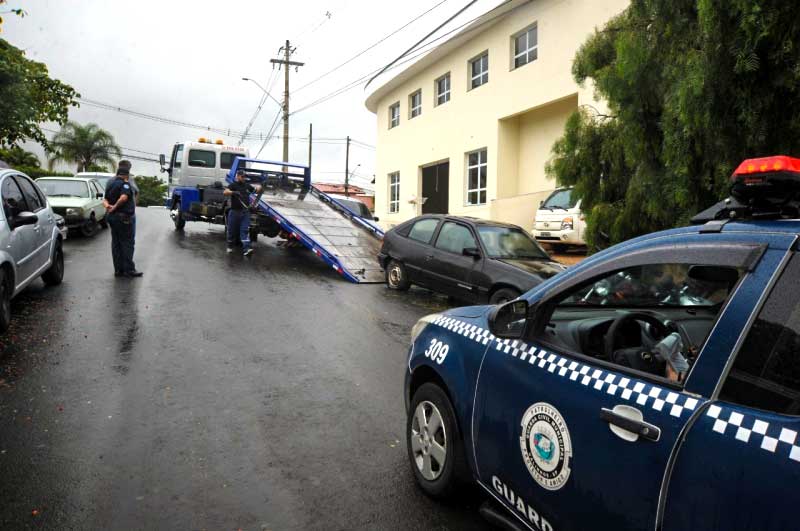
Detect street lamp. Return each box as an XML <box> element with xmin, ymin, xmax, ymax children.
<box><xmin>241</xmin><ymin>77</ymin><xmax>282</xmax><ymax>106</ymax></box>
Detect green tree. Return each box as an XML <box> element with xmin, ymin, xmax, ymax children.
<box><xmin>0</xmin><ymin>38</ymin><xmax>78</xmax><ymax>146</ymax></box>
<box><xmin>547</xmin><ymin>0</ymin><xmax>800</xmax><ymax>250</ymax></box>
<box><xmin>133</xmin><ymin>176</ymin><xmax>167</xmax><ymax>207</ymax></box>
<box><xmin>0</xmin><ymin>144</ymin><xmax>40</xmax><ymax>167</ymax></box>
<box><xmin>47</xmin><ymin>122</ymin><xmax>122</xmax><ymax>173</ymax></box>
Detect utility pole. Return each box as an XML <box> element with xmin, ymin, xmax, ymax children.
<box><xmin>270</xmin><ymin>40</ymin><xmax>304</xmax><ymax>169</ymax></box>
<box><xmin>308</xmin><ymin>123</ymin><xmax>313</xmax><ymax>169</ymax></box>
<box><xmin>344</xmin><ymin>135</ymin><xmax>350</xmax><ymax>197</ymax></box>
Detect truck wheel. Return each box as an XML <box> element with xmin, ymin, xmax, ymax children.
<box><xmin>386</xmin><ymin>260</ymin><xmax>411</xmax><ymax>291</ymax></box>
<box><xmin>42</xmin><ymin>242</ymin><xmax>64</xmax><ymax>286</ymax></box>
<box><xmin>174</xmin><ymin>210</ymin><xmax>186</xmax><ymax>231</ymax></box>
<box><xmin>0</xmin><ymin>268</ymin><xmax>11</xmax><ymax>333</ymax></box>
<box><xmin>81</xmin><ymin>216</ymin><xmax>98</xmax><ymax>237</ymax></box>
<box><xmin>489</xmin><ymin>288</ymin><xmax>520</xmax><ymax>305</ymax></box>
<box><xmin>407</xmin><ymin>383</ymin><xmax>466</xmax><ymax>499</ymax></box>
<box><xmin>99</xmin><ymin>217</ymin><xmax>108</xmax><ymax>229</ymax></box>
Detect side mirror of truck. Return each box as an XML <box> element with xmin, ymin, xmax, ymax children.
<box><xmin>159</xmin><ymin>154</ymin><xmax>167</xmax><ymax>173</ymax></box>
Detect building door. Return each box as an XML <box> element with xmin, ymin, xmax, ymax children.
<box><xmin>422</xmin><ymin>162</ymin><xmax>449</xmax><ymax>214</ymax></box>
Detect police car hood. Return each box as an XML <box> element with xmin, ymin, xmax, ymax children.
<box><xmin>443</xmin><ymin>305</ymin><xmax>493</xmax><ymax>320</ymax></box>
<box><xmin>46</xmin><ymin>197</ymin><xmax>93</xmax><ymax>208</ymax></box>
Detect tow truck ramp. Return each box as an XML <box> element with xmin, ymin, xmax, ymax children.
<box><xmin>234</xmin><ymin>158</ymin><xmax>385</xmax><ymax>284</ymax></box>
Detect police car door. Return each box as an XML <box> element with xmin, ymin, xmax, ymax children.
<box><xmin>472</xmin><ymin>239</ymin><xmax>763</xmax><ymax>531</ymax></box>
<box><xmin>662</xmin><ymin>245</ymin><xmax>800</xmax><ymax>531</ymax></box>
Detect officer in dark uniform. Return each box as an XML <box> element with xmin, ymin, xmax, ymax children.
<box><xmin>104</xmin><ymin>161</ymin><xmax>143</xmax><ymax>277</ymax></box>
<box><xmin>223</xmin><ymin>169</ymin><xmax>261</xmax><ymax>256</ymax></box>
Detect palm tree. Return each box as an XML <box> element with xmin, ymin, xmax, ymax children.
<box><xmin>48</xmin><ymin>122</ymin><xmax>122</xmax><ymax>173</ymax></box>
<box><xmin>0</xmin><ymin>145</ymin><xmax>41</xmax><ymax>167</ymax></box>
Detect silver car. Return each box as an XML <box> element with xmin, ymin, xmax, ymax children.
<box><xmin>0</xmin><ymin>169</ymin><xmax>64</xmax><ymax>332</ymax></box>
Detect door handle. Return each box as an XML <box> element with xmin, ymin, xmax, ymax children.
<box><xmin>425</xmin><ymin>254</ymin><xmax>433</xmax><ymax>261</ymax></box>
<box><xmin>601</xmin><ymin>406</ymin><xmax>661</xmax><ymax>442</ymax></box>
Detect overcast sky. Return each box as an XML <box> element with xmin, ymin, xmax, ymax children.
<box><xmin>4</xmin><ymin>0</ymin><xmax>502</xmax><ymax>189</ymax></box>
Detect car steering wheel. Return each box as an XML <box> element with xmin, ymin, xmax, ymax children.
<box><xmin>603</xmin><ymin>311</ymin><xmax>694</xmax><ymax>374</ymax></box>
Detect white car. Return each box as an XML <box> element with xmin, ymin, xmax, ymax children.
<box><xmin>532</xmin><ymin>187</ymin><xmax>586</xmax><ymax>251</ymax></box>
<box><xmin>37</xmin><ymin>177</ymin><xmax>108</xmax><ymax>237</ymax></box>
<box><xmin>0</xmin><ymin>169</ymin><xmax>65</xmax><ymax>332</ymax></box>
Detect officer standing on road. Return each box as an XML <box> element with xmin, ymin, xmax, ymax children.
<box><xmin>104</xmin><ymin>160</ymin><xmax>143</xmax><ymax>277</ymax></box>
<box><xmin>223</xmin><ymin>169</ymin><xmax>261</xmax><ymax>256</ymax></box>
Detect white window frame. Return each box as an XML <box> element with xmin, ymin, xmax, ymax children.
<box><xmin>389</xmin><ymin>102</ymin><xmax>400</xmax><ymax>129</ymax></box>
<box><xmin>388</xmin><ymin>172</ymin><xmax>400</xmax><ymax>213</ymax></box>
<box><xmin>409</xmin><ymin>90</ymin><xmax>422</xmax><ymax>118</ymax></box>
<box><xmin>465</xmin><ymin>149</ymin><xmax>487</xmax><ymax>206</ymax></box>
<box><xmin>512</xmin><ymin>24</ymin><xmax>538</xmax><ymax>69</ymax></box>
<box><xmin>469</xmin><ymin>51</ymin><xmax>489</xmax><ymax>90</ymax></box>
<box><xmin>435</xmin><ymin>73</ymin><xmax>451</xmax><ymax>106</ymax></box>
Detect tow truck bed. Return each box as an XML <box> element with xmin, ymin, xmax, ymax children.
<box><xmin>256</xmin><ymin>185</ymin><xmax>384</xmax><ymax>283</ymax></box>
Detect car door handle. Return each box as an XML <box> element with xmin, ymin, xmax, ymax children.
<box><xmin>601</xmin><ymin>406</ymin><xmax>661</xmax><ymax>442</ymax></box>
<box><xmin>425</xmin><ymin>254</ymin><xmax>433</xmax><ymax>261</ymax></box>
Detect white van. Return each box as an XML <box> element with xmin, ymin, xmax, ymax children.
<box><xmin>532</xmin><ymin>187</ymin><xmax>586</xmax><ymax>251</ymax></box>
<box><xmin>161</xmin><ymin>138</ymin><xmax>249</xmax><ymax>188</ymax></box>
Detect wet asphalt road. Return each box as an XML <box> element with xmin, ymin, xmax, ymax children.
<box><xmin>0</xmin><ymin>208</ymin><xmax>493</xmax><ymax>531</ymax></box>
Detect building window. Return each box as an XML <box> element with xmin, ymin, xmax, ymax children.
<box><xmin>470</xmin><ymin>52</ymin><xmax>489</xmax><ymax>89</ymax></box>
<box><xmin>435</xmin><ymin>73</ymin><xmax>450</xmax><ymax>105</ymax></box>
<box><xmin>513</xmin><ymin>24</ymin><xmax>538</xmax><ymax>68</ymax></box>
<box><xmin>466</xmin><ymin>149</ymin><xmax>487</xmax><ymax>205</ymax></box>
<box><xmin>389</xmin><ymin>102</ymin><xmax>400</xmax><ymax>129</ymax></box>
<box><xmin>388</xmin><ymin>172</ymin><xmax>400</xmax><ymax>213</ymax></box>
<box><xmin>409</xmin><ymin>90</ymin><xmax>422</xmax><ymax>118</ymax></box>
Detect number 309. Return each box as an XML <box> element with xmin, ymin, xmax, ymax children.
<box><xmin>424</xmin><ymin>339</ymin><xmax>449</xmax><ymax>364</ymax></box>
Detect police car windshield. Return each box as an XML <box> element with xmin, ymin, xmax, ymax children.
<box><xmin>477</xmin><ymin>226</ymin><xmax>550</xmax><ymax>260</ymax></box>
<box><xmin>541</xmin><ymin>189</ymin><xmax>578</xmax><ymax>210</ymax></box>
<box><xmin>38</xmin><ymin>179</ymin><xmax>90</xmax><ymax>198</ymax></box>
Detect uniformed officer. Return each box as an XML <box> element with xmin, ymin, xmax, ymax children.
<box><xmin>223</xmin><ymin>169</ymin><xmax>261</xmax><ymax>256</ymax></box>
<box><xmin>103</xmin><ymin>161</ymin><xmax>142</xmax><ymax>277</ymax></box>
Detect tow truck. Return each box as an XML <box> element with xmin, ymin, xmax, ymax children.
<box><xmin>160</xmin><ymin>140</ymin><xmax>384</xmax><ymax>283</ymax></box>
<box><xmin>403</xmin><ymin>155</ymin><xmax>800</xmax><ymax>531</ymax></box>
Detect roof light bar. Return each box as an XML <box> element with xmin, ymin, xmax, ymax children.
<box><xmin>732</xmin><ymin>155</ymin><xmax>800</xmax><ymax>177</ymax></box>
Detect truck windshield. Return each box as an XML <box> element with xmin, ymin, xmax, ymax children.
<box><xmin>477</xmin><ymin>226</ymin><xmax>549</xmax><ymax>260</ymax></box>
<box><xmin>541</xmin><ymin>188</ymin><xmax>578</xmax><ymax>210</ymax></box>
<box><xmin>38</xmin><ymin>180</ymin><xmax>90</xmax><ymax>198</ymax></box>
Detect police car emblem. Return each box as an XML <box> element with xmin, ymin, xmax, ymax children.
<box><xmin>520</xmin><ymin>402</ymin><xmax>572</xmax><ymax>491</ymax></box>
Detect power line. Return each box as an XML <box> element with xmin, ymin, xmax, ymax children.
<box><xmin>366</xmin><ymin>0</ymin><xmax>478</xmax><ymax>89</ymax></box>
<box><xmin>78</xmin><ymin>97</ymin><xmax>271</xmax><ymax>140</ymax></box>
<box><xmin>291</xmin><ymin>0</ymin><xmax>513</xmax><ymax>116</ymax></box>
<box><xmin>295</xmin><ymin>0</ymin><xmax>451</xmax><ymax>93</ymax></box>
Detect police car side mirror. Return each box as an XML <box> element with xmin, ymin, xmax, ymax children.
<box><xmin>489</xmin><ymin>299</ymin><xmax>530</xmax><ymax>339</ymax></box>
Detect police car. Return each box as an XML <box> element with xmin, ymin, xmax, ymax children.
<box><xmin>404</xmin><ymin>156</ymin><xmax>800</xmax><ymax>531</ymax></box>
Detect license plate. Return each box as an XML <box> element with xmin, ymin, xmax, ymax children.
<box><xmin>540</xmin><ymin>232</ymin><xmax>551</xmax><ymax>237</ymax></box>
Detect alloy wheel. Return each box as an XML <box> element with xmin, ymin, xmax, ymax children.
<box><xmin>410</xmin><ymin>400</ymin><xmax>447</xmax><ymax>481</ymax></box>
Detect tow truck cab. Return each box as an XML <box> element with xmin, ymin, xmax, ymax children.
<box><xmin>162</xmin><ymin>138</ymin><xmax>249</xmax><ymax>188</ymax></box>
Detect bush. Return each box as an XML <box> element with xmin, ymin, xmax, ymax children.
<box><xmin>134</xmin><ymin>175</ymin><xmax>167</xmax><ymax>207</ymax></box>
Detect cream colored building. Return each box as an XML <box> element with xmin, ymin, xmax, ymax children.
<box><xmin>365</xmin><ymin>0</ymin><xmax>627</xmax><ymax>229</ymax></box>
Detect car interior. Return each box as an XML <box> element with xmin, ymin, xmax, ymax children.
<box><xmin>531</xmin><ymin>263</ymin><xmax>742</xmax><ymax>382</ymax></box>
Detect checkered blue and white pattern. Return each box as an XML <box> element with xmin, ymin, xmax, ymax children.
<box><xmin>706</xmin><ymin>405</ymin><xmax>800</xmax><ymax>462</ymax></box>
<box><xmin>431</xmin><ymin>316</ymin><xmax>701</xmax><ymax>419</ymax></box>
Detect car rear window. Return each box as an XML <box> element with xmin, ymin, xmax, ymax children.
<box><xmin>407</xmin><ymin>218</ymin><xmax>439</xmax><ymax>244</ymax></box>
<box><xmin>720</xmin><ymin>254</ymin><xmax>800</xmax><ymax>414</ymax></box>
